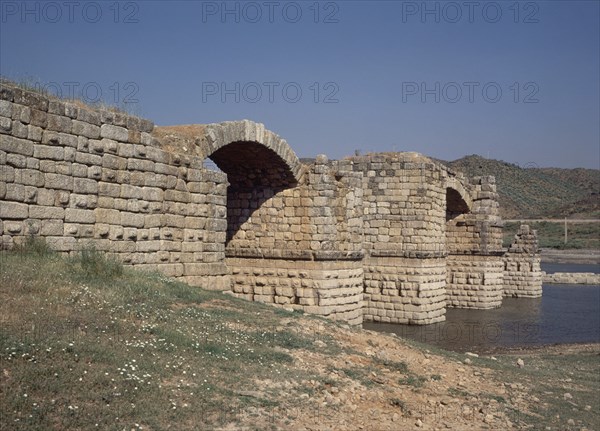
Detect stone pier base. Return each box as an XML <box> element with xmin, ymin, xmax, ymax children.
<box><xmin>503</xmin><ymin>225</ymin><xmax>543</xmax><ymax>297</ymax></box>
<box><xmin>226</xmin><ymin>257</ymin><xmax>364</xmax><ymax>325</ymax></box>
<box><xmin>362</xmin><ymin>256</ymin><xmax>446</xmax><ymax>325</ymax></box>
<box><xmin>446</xmin><ymin>254</ymin><xmax>504</xmax><ymax>309</ymax></box>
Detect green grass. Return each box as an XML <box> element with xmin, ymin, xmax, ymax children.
<box><xmin>398</xmin><ymin>374</ymin><xmax>427</xmax><ymax>388</ymax></box>
<box><xmin>374</xmin><ymin>357</ymin><xmax>409</xmax><ymax>373</ymax></box>
<box><xmin>0</xmin><ymin>240</ymin><xmax>338</xmax><ymax>430</ymax></box>
<box><xmin>503</xmin><ymin>221</ymin><xmax>600</xmax><ymax>249</ymax></box>
<box><xmin>445</xmin><ymin>155</ymin><xmax>599</xmax><ymax>220</ymax></box>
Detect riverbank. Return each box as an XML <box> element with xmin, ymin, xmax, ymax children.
<box><xmin>543</xmin><ymin>272</ymin><xmax>600</xmax><ymax>285</ymax></box>
<box><xmin>541</xmin><ymin>248</ymin><xmax>600</xmax><ymax>264</ymax></box>
<box><xmin>483</xmin><ymin>342</ymin><xmax>600</xmax><ymax>356</ymax></box>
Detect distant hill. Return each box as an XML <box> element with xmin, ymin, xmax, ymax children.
<box><xmin>441</xmin><ymin>155</ymin><xmax>599</xmax><ymax>219</ymax></box>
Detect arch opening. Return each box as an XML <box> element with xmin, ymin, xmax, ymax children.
<box><xmin>206</xmin><ymin>141</ymin><xmax>299</xmax><ymax>246</ymax></box>
<box><xmin>446</xmin><ymin>187</ymin><xmax>470</xmax><ymax>222</ymax></box>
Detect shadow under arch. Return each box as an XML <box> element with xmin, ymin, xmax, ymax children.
<box><xmin>446</xmin><ymin>187</ymin><xmax>471</xmax><ymax>222</ymax></box>
<box><xmin>209</xmin><ymin>141</ymin><xmax>299</xmax><ymax>245</ymax></box>
<box><xmin>198</xmin><ymin>121</ymin><xmax>305</xmax><ymax>249</ymax></box>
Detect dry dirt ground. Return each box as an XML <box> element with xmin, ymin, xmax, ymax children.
<box><xmin>213</xmin><ymin>313</ymin><xmax>599</xmax><ymax>431</ymax></box>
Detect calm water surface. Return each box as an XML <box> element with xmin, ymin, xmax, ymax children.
<box><xmin>363</xmin><ymin>283</ymin><xmax>600</xmax><ymax>352</ymax></box>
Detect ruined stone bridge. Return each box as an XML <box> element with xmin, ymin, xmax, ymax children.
<box><xmin>0</xmin><ymin>82</ymin><xmax>542</xmax><ymax>325</ymax></box>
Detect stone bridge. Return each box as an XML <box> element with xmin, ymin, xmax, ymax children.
<box><xmin>0</xmin><ymin>82</ymin><xmax>542</xmax><ymax>325</ymax></box>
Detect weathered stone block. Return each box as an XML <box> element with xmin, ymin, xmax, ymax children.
<box><xmin>48</xmin><ymin>100</ymin><xmax>65</xmax><ymax>116</ymax></box>
<box><xmin>0</xmin><ymin>135</ymin><xmax>34</xmax><ymax>156</ymax></box>
<box><xmin>0</xmin><ymin>116</ymin><xmax>11</xmax><ymax>134</ymax></box>
<box><xmin>121</xmin><ymin>212</ymin><xmax>145</xmax><ymax>228</ymax></box>
<box><xmin>34</xmin><ymin>144</ymin><xmax>64</xmax><ymax>161</ymax></box>
<box><xmin>44</xmin><ymin>236</ymin><xmax>76</xmax><ymax>252</ymax></box>
<box><xmin>11</xmin><ymin>120</ymin><xmax>28</xmax><ymax>138</ymax></box>
<box><xmin>27</xmin><ymin>125</ymin><xmax>43</xmax><ymax>142</ymax></box>
<box><xmin>75</xmin><ymin>152</ymin><xmax>102</xmax><ymax>166</ymax></box>
<box><xmin>77</xmin><ymin>108</ymin><xmax>101</xmax><ymax>126</ymax></box>
<box><xmin>127</xmin><ymin>158</ymin><xmax>155</xmax><ymax>172</ymax></box>
<box><xmin>73</xmin><ymin>178</ymin><xmax>98</xmax><ymax>194</ymax></box>
<box><xmin>0</xmin><ymin>201</ymin><xmax>28</xmax><ymax>219</ymax></box>
<box><xmin>102</xmin><ymin>154</ymin><xmax>127</xmax><ymax>170</ymax></box>
<box><xmin>29</xmin><ymin>205</ymin><xmax>64</xmax><ymax>219</ymax></box>
<box><xmin>72</xmin><ymin>120</ymin><xmax>100</xmax><ymax>139</ymax></box>
<box><xmin>63</xmin><ymin>102</ymin><xmax>79</xmax><ymax>119</ymax></box>
<box><xmin>30</xmin><ymin>109</ymin><xmax>47</xmax><ymax>128</ymax></box>
<box><xmin>120</xmin><ymin>184</ymin><xmax>143</xmax><ymax>200</ymax></box>
<box><xmin>141</xmin><ymin>187</ymin><xmax>163</xmax><ymax>202</ymax></box>
<box><xmin>44</xmin><ymin>173</ymin><xmax>73</xmax><ymax>190</ymax></box>
<box><xmin>117</xmin><ymin>143</ymin><xmax>135</xmax><ymax>158</ymax></box>
<box><xmin>98</xmin><ymin>181</ymin><xmax>120</xmax><ymax>197</ymax></box>
<box><xmin>4</xmin><ymin>221</ymin><xmax>23</xmax><ymax>234</ymax></box>
<box><xmin>40</xmin><ymin>219</ymin><xmax>64</xmax><ymax>236</ymax></box>
<box><xmin>5</xmin><ymin>183</ymin><xmax>25</xmax><ymax>202</ymax></box>
<box><xmin>100</xmin><ymin>124</ymin><xmax>128</xmax><ymax>142</ymax></box>
<box><xmin>47</xmin><ymin>114</ymin><xmax>72</xmax><ymax>133</ymax></box>
<box><xmin>0</xmin><ymin>100</ymin><xmax>12</xmax><ymax>117</ymax></box>
<box><xmin>95</xmin><ymin>208</ymin><xmax>121</xmax><ymax>225</ymax></box>
<box><xmin>70</xmin><ymin>193</ymin><xmax>97</xmax><ymax>209</ymax></box>
<box><xmin>6</xmin><ymin>153</ymin><xmax>26</xmax><ymax>168</ymax></box>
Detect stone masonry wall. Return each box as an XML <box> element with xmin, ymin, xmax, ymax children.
<box><xmin>228</xmin><ymin>257</ymin><xmax>364</xmax><ymax>325</ymax></box>
<box><xmin>225</xmin><ymin>155</ymin><xmax>365</xmax><ymax>324</ymax></box>
<box><xmin>225</xmin><ymin>155</ymin><xmax>363</xmax><ymax>259</ymax></box>
<box><xmin>349</xmin><ymin>153</ymin><xmax>448</xmax><ymax>324</ymax></box>
<box><xmin>446</xmin><ymin>176</ymin><xmax>505</xmax><ymax>309</ymax></box>
<box><xmin>503</xmin><ymin>224</ymin><xmax>542</xmax><ymax>297</ymax></box>
<box><xmin>0</xmin><ymin>83</ymin><xmax>230</xmax><ymax>290</ymax></box>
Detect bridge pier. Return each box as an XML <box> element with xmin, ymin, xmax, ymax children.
<box><xmin>227</xmin><ymin>256</ymin><xmax>364</xmax><ymax>325</ymax></box>
<box><xmin>503</xmin><ymin>225</ymin><xmax>543</xmax><ymax>297</ymax></box>
<box><xmin>446</xmin><ymin>176</ymin><xmax>505</xmax><ymax>309</ymax></box>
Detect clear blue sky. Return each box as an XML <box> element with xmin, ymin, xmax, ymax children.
<box><xmin>2</xmin><ymin>0</ymin><xmax>599</xmax><ymax>168</ymax></box>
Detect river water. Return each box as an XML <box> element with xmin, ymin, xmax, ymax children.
<box><xmin>363</xmin><ymin>264</ymin><xmax>600</xmax><ymax>352</ymax></box>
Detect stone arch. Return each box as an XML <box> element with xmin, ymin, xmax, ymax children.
<box><xmin>198</xmin><ymin>120</ymin><xmax>304</xmax><ymax>185</ymax></box>
<box><xmin>446</xmin><ymin>188</ymin><xmax>470</xmax><ymax>222</ymax></box>
<box><xmin>195</xmin><ymin>120</ymin><xmax>305</xmax><ymax>248</ymax></box>
<box><xmin>445</xmin><ymin>176</ymin><xmax>473</xmax><ymax>218</ymax></box>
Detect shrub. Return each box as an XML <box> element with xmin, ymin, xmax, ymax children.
<box><xmin>71</xmin><ymin>246</ymin><xmax>124</xmax><ymax>281</ymax></box>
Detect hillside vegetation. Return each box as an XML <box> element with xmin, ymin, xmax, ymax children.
<box><xmin>2</xmin><ymin>241</ymin><xmax>599</xmax><ymax>430</ymax></box>
<box><xmin>443</xmin><ymin>155</ymin><xmax>599</xmax><ymax>219</ymax></box>
<box><xmin>503</xmin><ymin>221</ymin><xmax>600</xmax><ymax>250</ymax></box>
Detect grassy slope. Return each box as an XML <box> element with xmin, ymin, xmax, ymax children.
<box><xmin>443</xmin><ymin>155</ymin><xmax>599</xmax><ymax>219</ymax></box>
<box><xmin>503</xmin><ymin>221</ymin><xmax>600</xmax><ymax>249</ymax></box>
<box><xmin>1</xmin><ymin>243</ymin><xmax>599</xmax><ymax>430</ymax></box>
